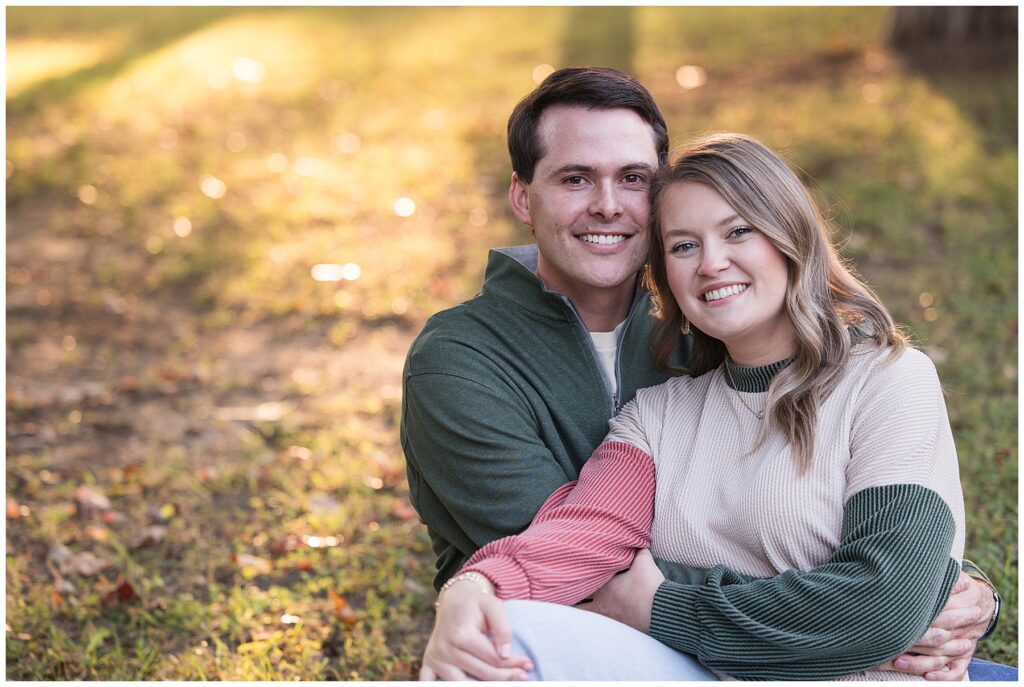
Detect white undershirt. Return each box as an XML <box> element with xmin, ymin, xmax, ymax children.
<box><xmin>589</xmin><ymin>321</ymin><xmax>626</xmax><ymax>400</ymax></box>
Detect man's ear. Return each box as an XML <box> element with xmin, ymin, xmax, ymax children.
<box><xmin>508</xmin><ymin>172</ymin><xmax>532</xmax><ymax>227</ymax></box>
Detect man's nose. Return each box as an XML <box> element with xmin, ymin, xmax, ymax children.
<box><xmin>588</xmin><ymin>181</ymin><xmax>624</xmax><ymax>220</ymax></box>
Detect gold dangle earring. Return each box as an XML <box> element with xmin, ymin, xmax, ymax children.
<box><xmin>680</xmin><ymin>314</ymin><xmax>691</xmax><ymax>336</ymax></box>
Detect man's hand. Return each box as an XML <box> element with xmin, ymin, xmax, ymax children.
<box><xmin>576</xmin><ymin>549</ymin><xmax>664</xmax><ymax>633</ymax></box>
<box><xmin>879</xmin><ymin>572</ymin><xmax>994</xmax><ymax>680</ymax></box>
<box><xmin>420</xmin><ymin>578</ymin><xmax>532</xmax><ymax>681</ymax></box>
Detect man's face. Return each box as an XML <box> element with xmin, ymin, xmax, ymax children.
<box><xmin>508</xmin><ymin>106</ymin><xmax>659</xmax><ymax>302</ymax></box>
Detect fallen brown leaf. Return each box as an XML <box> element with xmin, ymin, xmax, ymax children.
<box><xmin>328</xmin><ymin>590</ymin><xmax>357</xmax><ymax>627</ymax></box>
<box><xmin>74</xmin><ymin>485</ymin><xmax>111</xmax><ymax>517</ymax></box>
<box><xmin>231</xmin><ymin>552</ymin><xmax>274</xmax><ymax>575</ymax></box>
<box><xmin>130</xmin><ymin>525</ymin><xmax>168</xmax><ymax>549</ymax></box>
<box><xmin>46</xmin><ymin>542</ymin><xmax>74</xmax><ymax>577</ymax></box>
<box><xmin>70</xmin><ymin>551</ymin><xmax>110</xmax><ymax>577</ymax></box>
<box><xmin>273</xmin><ymin>533</ymin><xmax>303</xmax><ymax>554</ymax></box>
<box><xmin>101</xmin><ymin>577</ymin><xmax>138</xmax><ymax>608</ymax></box>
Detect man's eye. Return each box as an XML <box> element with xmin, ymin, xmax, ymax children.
<box><xmin>623</xmin><ymin>173</ymin><xmax>646</xmax><ymax>184</ymax></box>
<box><xmin>565</xmin><ymin>175</ymin><xmax>586</xmax><ymax>185</ymax></box>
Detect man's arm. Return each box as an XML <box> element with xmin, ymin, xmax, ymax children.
<box><xmin>402</xmin><ymin>360</ymin><xmax>578</xmax><ymax>586</ymax></box>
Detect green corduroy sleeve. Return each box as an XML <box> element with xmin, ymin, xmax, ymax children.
<box><xmin>648</xmin><ymin>484</ymin><xmax>960</xmax><ymax>680</ymax></box>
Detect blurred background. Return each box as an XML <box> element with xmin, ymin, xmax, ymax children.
<box><xmin>5</xmin><ymin>6</ymin><xmax>1016</xmax><ymax>679</ymax></box>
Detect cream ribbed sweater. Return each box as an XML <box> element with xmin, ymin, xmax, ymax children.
<box><xmin>466</xmin><ymin>346</ymin><xmax>965</xmax><ymax>680</ymax></box>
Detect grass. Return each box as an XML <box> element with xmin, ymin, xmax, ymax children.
<box><xmin>5</xmin><ymin>6</ymin><xmax>1017</xmax><ymax>678</ymax></box>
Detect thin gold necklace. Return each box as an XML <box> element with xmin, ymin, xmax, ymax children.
<box><xmin>724</xmin><ymin>358</ymin><xmax>765</xmax><ymax>420</ymax></box>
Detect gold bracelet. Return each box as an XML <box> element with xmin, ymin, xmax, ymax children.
<box><xmin>435</xmin><ymin>571</ymin><xmax>492</xmax><ymax>608</ymax></box>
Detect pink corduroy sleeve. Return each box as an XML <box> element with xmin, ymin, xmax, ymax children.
<box><xmin>461</xmin><ymin>440</ymin><xmax>656</xmax><ymax>605</ymax></box>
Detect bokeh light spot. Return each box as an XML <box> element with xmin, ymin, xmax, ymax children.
<box><xmin>36</xmin><ymin>289</ymin><xmax>53</xmax><ymax>306</ymax></box>
<box><xmin>266</xmin><ymin>153</ymin><xmax>289</xmax><ymax>173</ymax></box>
<box><xmin>335</xmin><ymin>133</ymin><xmax>361</xmax><ymax>154</ymax></box>
<box><xmin>77</xmin><ymin>184</ymin><xmax>98</xmax><ymax>205</ymax></box>
<box><xmin>918</xmin><ymin>292</ymin><xmax>935</xmax><ymax>307</ymax></box>
<box><xmin>393</xmin><ymin>197</ymin><xmax>416</xmax><ymax>217</ymax></box>
<box><xmin>861</xmin><ymin>83</ymin><xmax>881</xmax><ymax>103</ymax></box>
<box><xmin>532</xmin><ymin>63</ymin><xmax>555</xmax><ymax>84</ymax></box>
<box><xmin>173</xmin><ymin>217</ymin><xmax>193</xmax><ymax>238</ymax></box>
<box><xmin>469</xmin><ymin>207</ymin><xmax>488</xmax><ymax>227</ymax></box>
<box><xmin>923</xmin><ymin>307</ymin><xmax>938</xmax><ymax>322</ymax></box>
<box><xmin>226</xmin><ymin>131</ymin><xmax>247</xmax><ymax>153</ymax></box>
<box><xmin>341</xmin><ymin>263</ymin><xmax>361</xmax><ymax>281</ymax></box>
<box><xmin>391</xmin><ymin>297</ymin><xmax>408</xmax><ymax>315</ymax></box>
<box><xmin>280</xmin><ymin>614</ymin><xmax>300</xmax><ymax>625</ymax></box>
<box><xmin>675</xmin><ymin>65</ymin><xmax>707</xmax><ymax>90</ymax></box>
<box><xmin>311</xmin><ymin>263</ymin><xmax>360</xmax><ymax>282</ymax></box>
<box><xmin>62</xmin><ymin>335</ymin><xmax>77</xmax><ymax>351</ymax></box>
<box><xmin>200</xmin><ymin>175</ymin><xmax>227</xmax><ymax>199</ymax></box>
<box><xmin>232</xmin><ymin>57</ymin><xmax>266</xmax><ymax>84</ymax></box>
<box><xmin>145</xmin><ymin>236</ymin><xmax>165</xmax><ymax>255</ymax></box>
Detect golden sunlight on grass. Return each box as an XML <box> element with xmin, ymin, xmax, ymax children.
<box><xmin>6</xmin><ymin>35</ymin><xmax>125</xmax><ymax>97</ymax></box>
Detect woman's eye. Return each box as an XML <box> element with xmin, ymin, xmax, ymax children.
<box><xmin>670</xmin><ymin>241</ymin><xmax>697</xmax><ymax>254</ymax></box>
<box><xmin>729</xmin><ymin>226</ymin><xmax>753</xmax><ymax>239</ymax></box>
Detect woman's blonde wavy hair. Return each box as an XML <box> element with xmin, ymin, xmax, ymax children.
<box><xmin>645</xmin><ymin>133</ymin><xmax>907</xmax><ymax>473</ymax></box>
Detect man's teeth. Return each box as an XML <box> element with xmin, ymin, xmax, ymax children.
<box><xmin>580</xmin><ymin>234</ymin><xmax>627</xmax><ymax>245</ymax></box>
<box><xmin>703</xmin><ymin>284</ymin><xmax>748</xmax><ymax>302</ymax></box>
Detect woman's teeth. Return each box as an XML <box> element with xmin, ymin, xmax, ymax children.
<box><xmin>703</xmin><ymin>284</ymin><xmax>748</xmax><ymax>302</ymax></box>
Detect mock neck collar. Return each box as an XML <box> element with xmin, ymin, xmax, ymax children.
<box><xmin>723</xmin><ymin>355</ymin><xmax>791</xmax><ymax>392</ymax></box>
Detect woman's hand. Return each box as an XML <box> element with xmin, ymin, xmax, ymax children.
<box><xmin>419</xmin><ymin>576</ymin><xmax>533</xmax><ymax>681</ymax></box>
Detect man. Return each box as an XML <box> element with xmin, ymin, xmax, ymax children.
<box><xmin>401</xmin><ymin>67</ymin><xmax>1002</xmax><ymax>680</ymax></box>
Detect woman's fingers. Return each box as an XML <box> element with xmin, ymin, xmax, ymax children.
<box><xmin>452</xmin><ymin>648</ymin><xmax>529</xmax><ymax>681</ymax></box>
<box><xmin>419</xmin><ymin>665</ymin><xmax>436</xmax><ymax>681</ymax></box>
<box><xmin>482</xmin><ymin>596</ymin><xmax>519</xmax><ymax>662</ymax></box>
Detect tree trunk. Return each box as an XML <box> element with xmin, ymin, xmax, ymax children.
<box><xmin>890</xmin><ymin>7</ymin><xmax>1016</xmax><ymax>50</ymax></box>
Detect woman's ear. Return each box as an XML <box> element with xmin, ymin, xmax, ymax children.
<box><xmin>508</xmin><ymin>173</ymin><xmax>533</xmax><ymax>227</ymax></box>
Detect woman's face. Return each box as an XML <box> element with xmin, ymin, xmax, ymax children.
<box><xmin>659</xmin><ymin>181</ymin><xmax>796</xmax><ymax>365</ymax></box>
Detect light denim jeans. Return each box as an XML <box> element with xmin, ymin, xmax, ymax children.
<box><xmin>505</xmin><ymin>600</ymin><xmax>716</xmax><ymax>681</ymax></box>
<box><xmin>505</xmin><ymin>600</ymin><xmax>1018</xmax><ymax>681</ymax></box>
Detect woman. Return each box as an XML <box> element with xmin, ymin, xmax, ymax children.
<box><xmin>421</xmin><ymin>133</ymin><xmax>966</xmax><ymax>681</ymax></box>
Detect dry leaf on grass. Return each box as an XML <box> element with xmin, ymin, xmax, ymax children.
<box><xmin>328</xmin><ymin>590</ymin><xmax>357</xmax><ymax>627</ymax></box>
<box><xmin>100</xmin><ymin>576</ymin><xmax>138</xmax><ymax>608</ymax></box>
<box><xmin>231</xmin><ymin>552</ymin><xmax>274</xmax><ymax>574</ymax></box>
<box><xmin>130</xmin><ymin>525</ymin><xmax>168</xmax><ymax>549</ymax></box>
<box><xmin>74</xmin><ymin>485</ymin><xmax>111</xmax><ymax>517</ymax></box>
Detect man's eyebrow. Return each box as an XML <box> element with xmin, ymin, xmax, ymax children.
<box><xmin>545</xmin><ymin>162</ymin><xmax>656</xmax><ymax>177</ymax></box>
<box><xmin>546</xmin><ymin>164</ymin><xmax>595</xmax><ymax>177</ymax></box>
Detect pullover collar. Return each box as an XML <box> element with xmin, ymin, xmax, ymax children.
<box><xmin>723</xmin><ymin>356</ymin><xmax>791</xmax><ymax>393</ymax></box>
<box><xmin>486</xmin><ymin>245</ymin><xmax>646</xmax><ymax>324</ymax></box>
